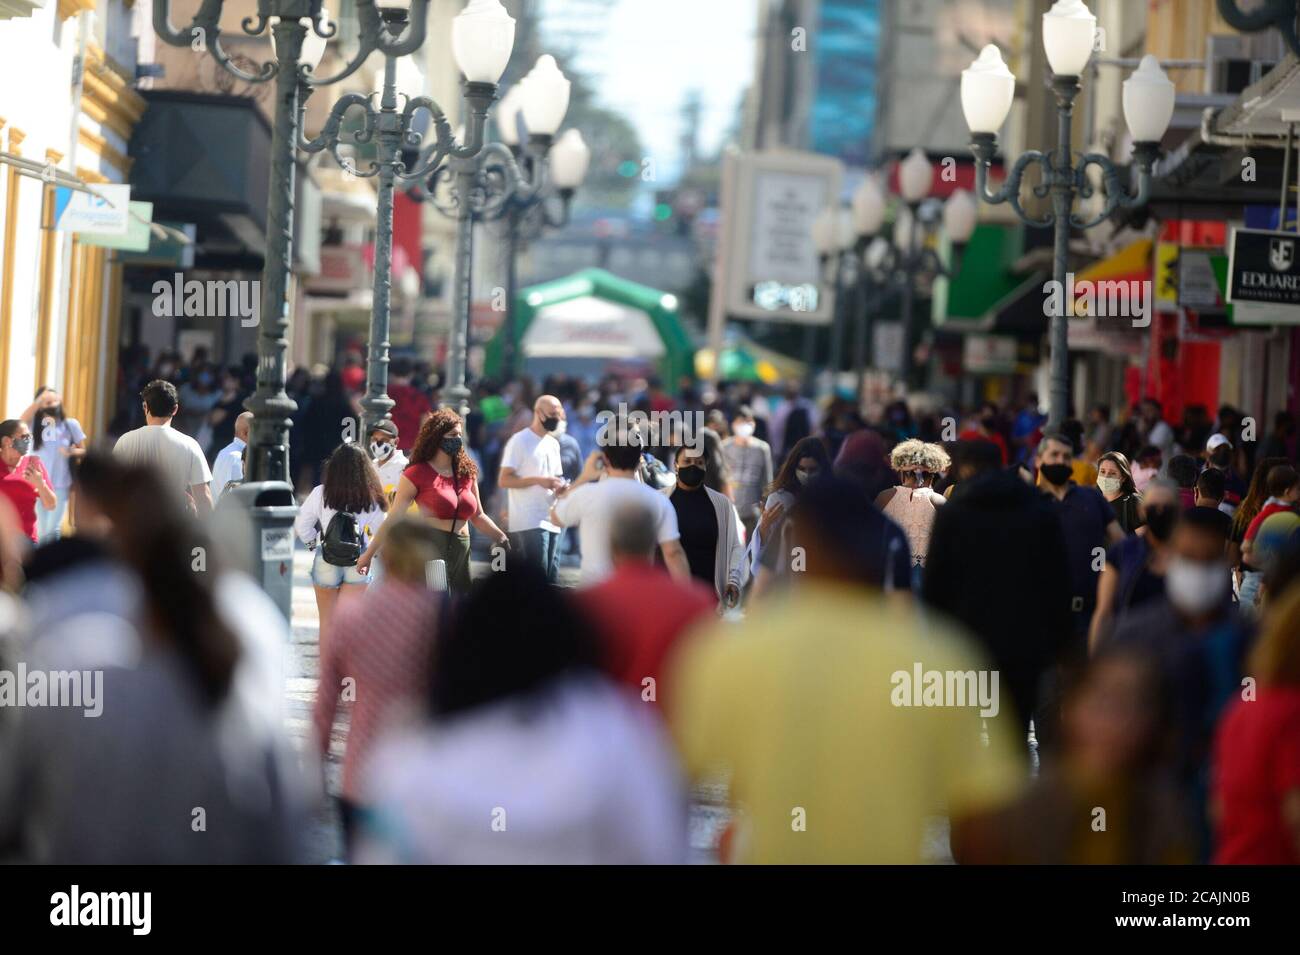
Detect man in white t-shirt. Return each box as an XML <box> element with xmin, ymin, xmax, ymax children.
<box><xmin>550</xmin><ymin>427</ymin><xmax>689</xmax><ymax>586</ymax></box>
<box><xmin>113</xmin><ymin>379</ymin><xmax>213</xmax><ymax>515</ymax></box>
<box><xmin>499</xmin><ymin>395</ymin><xmax>567</xmax><ymax>582</ymax></box>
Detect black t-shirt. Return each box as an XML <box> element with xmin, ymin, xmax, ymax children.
<box><xmin>670</xmin><ymin>486</ymin><xmax>718</xmax><ymax>585</ymax></box>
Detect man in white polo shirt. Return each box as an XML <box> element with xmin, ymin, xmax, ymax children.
<box><xmin>499</xmin><ymin>394</ymin><xmax>567</xmax><ymax>582</ymax></box>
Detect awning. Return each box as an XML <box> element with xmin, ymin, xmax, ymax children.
<box><xmin>987</xmin><ymin>271</ymin><xmax>1051</xmax><ymax>337</ymax></box>
<box><xmin>1068</xmin><ymin>238</ymin><xmax>1155</xmax><ymax>342</ymax></box>
<box><xmin>931</xmin><ymin>223</ymin><xmax>1025</xmax><ymax>330</ymax></box>
<box><xmin>485</xmin><ymin>268</ymin><xmax>694</xmax><ymax>384</ymax></box>
<box><xmin>695</xmin><ymin>331</ymin><xmax>806</xmax><ymax>384</ymax></box>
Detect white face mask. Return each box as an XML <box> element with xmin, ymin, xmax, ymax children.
<box><xmin>1165</xmin><ymin>557</ymin><xmax>1229</xmax><ymax>616</ymax></box>
<box><xmin>370</xmin><ymin>441</ymin><xmax>393</xmax><ymax>462</ymax></box>
<box><xmin>733</xmin><ymin>422</ymin><xmax>755</xmax><ymax>438</ymax></box>
<box><xmin>796</xmin><ymin>468</ymin><xmax>816</xmax><ymax>486</ymax></box>
<box><xmin>1097</xmin><ymin>475</ymin><xmax>1123</xmax><ymax>497</ymax></box>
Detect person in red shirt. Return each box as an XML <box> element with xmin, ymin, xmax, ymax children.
<box><xmin>1212</xmin><ymin>585</ymin><xmax>1300</xmax><ymax>864</ymax></box>
<box><xmin>386</xmin><ymin>357</ymin><xmax>432</xmax><ymax>453</ymax></box>
<box><xmin>576</xmin><ymin>498</ymin><xmax>715</xmax><ymax>711</ymax></box>
<box><xmin>1243</xmin><ymin>465</ymin><xmax>1299</xmax><ymax>548</ymax></box>
<box><xmin>0</xmin><ymin>419</ymin><xmax>57</xmax><ymax>542</ymax></box>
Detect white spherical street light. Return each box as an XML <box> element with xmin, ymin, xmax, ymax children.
<box><xmin>864</xmin><ymin>236</ymin><xmax>892</xmax><ymax>272</ymax></box>
<box><xmin>550</xmin><ymin>129</ymin><xmax>591</xmax><ymax>189</ymax></box>
<box><xmin>1042</xmin><ymin>0</ymin><xmax>1096</xmax><ymax>78</ymax></box>
<box><xmin>834</xmin><ymin>207</ymin><xmax>857</xmax><ymax>251</ymax></box>
<box><xmin>893</xmin><ymin>206</ymin><xmax>915</xmax><ymax>251</ymax></box>
<box><xmin>520</xmin><ymin>54</ymin><xmax>571</xmax><ymax>137</ymax></box>
<box><xmin>1123</xmin><ymin>54</ymin><xmax>1176</xmax><ymax>144</ymax></box>
<box><xmin>451</xmin><ymin>0</ymin><xmax>517</xmax><ymax>85</ymax></box>
<box><xmin>811</xmin><ymin>207</ymin><xmax>838</xmax><ymax>257</ymax></box>
<box><xmin>898</xmin><ymin>148</ymin><xmax>934</xmax><ymax>204</ymax></box>
<box><xmin>943</xmin><ymin>189</ymin><xmax>978</xmax><ymax>244</ymax></box>
<box><xmin>496</xmin><ymin>85</ymin><xmax>524</xmax><ymax>145</ymax></box>
<box><xmin>961</xmin><ymin>44</ymin><xmax>1016</xmax><ymax>134</ymax></box>
<box><xmin>851</xmin><ymin>176</ymin><xmax>887</xmax><ymax>236</ymax></box>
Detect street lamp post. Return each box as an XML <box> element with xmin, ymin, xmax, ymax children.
<box><xmin>960</xmin><ymin>0</ymin><xmax>1175</xmax><ymax>429</ymax></box>
<box><xmin>421</xmin><ymin>54</ymin><xmax>576</xmax><ymax>416</ymax></box>
<box><xmin>819</xmin><ymin>167</ymin><xmax>976</xmax><ymax>400</ymax></box>
<box><xmin>151</xmin><ymin>0</ymin><xmax>442</xmax><ymax>482</ymax></box>
<box><xmin>488</xmin><ymin>127</ymin><xmax>589</xmax><ymax>380</ymax></box>
<box><xmin>296</xmin><ymin>2</ymin><xmax>514</xmax><ymax>437</ymax></box>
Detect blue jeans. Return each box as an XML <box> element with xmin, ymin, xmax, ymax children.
<box><xmin>36</xmin><ymin>488</ymin><xmax>69</xmax><ymax>543</ymax></box>
<box><xmin>509</xmin><ymin>528</ymin><xmax>560</xmax><ymax>583</ymax></box>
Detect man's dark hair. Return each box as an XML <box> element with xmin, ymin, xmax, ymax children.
<box><xmin>602</xmin><ymin>420</ymin><xmax>645</xmax><ymax>471</ymax></box>
<box><xmin>141</xmin><ymin>379</ymin><xmax>179</xmax><ymax>418</ymax></box>
<box><xmin>1195</xmin><ymin>467</ymin><xmax>1225</xmax><ymax>502</ymax></box>
<box><xmin>1167</xmin><ymin>454</ymin><xmax>1200</xmax><ymax>489</ymax></box>
<box><xmin>390</xmin><ymin>356</ymin><xmax>413</xmax><ymax>378</ymax></box>
<box><xmin>430</xmin><ymin>561</ymin><xmax>602</xmax><ymax>718</ymax></box>
<box><xmin>1267</xmin><ymin>465</ymin><xmax>1299</xmax><ymax>499</ymax></box>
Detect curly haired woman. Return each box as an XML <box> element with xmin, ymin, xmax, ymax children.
<box><xmin>875</xmin><ymin>439</ymin><xmax>950</xmax><ymax>571</ymax></box>
<box><xmin>358</xmin><ymin>409</ymin><xmax>507</xmax><ymax>596</ymax></box>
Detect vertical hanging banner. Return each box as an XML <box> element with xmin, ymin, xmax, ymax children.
<box><xmin>54</xmin><ymin>184</ymin><xmax>132</xmax><ymax>235</ymax></box>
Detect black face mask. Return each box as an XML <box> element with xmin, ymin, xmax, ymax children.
<box><xmin>440</xmin><ymin>436</ymin><xmax>463</xmax><ymax>456</ymax></box>
<box><xmin>1145</xmin><ymin>505</ymin><xmax>1178</xmax><ymax>541</ymax></box>
<box><xmin>541</xmin><ymin>415</ymin><xmax>560</xmax><ymax>432</ymax></box>
<box><xmin>1039</xmin><ymin>463</ymin><xmax>1073</xmax><ymax>486</ymax></box>
<box><xmin>677</xmin><ymin>464</ymin><xmax>706</xmax><ymax>488</ymax></box>
<box><xmin>1210</xmin><ymin>448</ymin><xmax>1231</xmax><ymax>468</ymax></box>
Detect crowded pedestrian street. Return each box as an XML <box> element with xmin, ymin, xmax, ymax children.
<box><xmin>0</xmin><ymin>0</ymin><xmax>1298</xmax><ymax>932</ymax></box>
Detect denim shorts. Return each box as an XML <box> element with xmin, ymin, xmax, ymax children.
<box><xmin>311</xmin><ymin>548</ymin><xmax>372</xmax><ymax>588</ymax></box>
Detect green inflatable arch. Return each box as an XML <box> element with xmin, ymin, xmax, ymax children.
<box><xmin>483</xmin><ymin>268</ymin><xmax>695</xmax><ymax>385</ymax></box>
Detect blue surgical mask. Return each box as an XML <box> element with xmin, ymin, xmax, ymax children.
<box><xmin>11</xmin><ymin>436</ymin><xmax>31</xmax><ymax>455</ymax></box>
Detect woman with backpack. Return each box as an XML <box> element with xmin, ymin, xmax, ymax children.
<box><xmin>295</xmin><ymin>442</ymin><xmax>388</xmax><ymax>650</ymax></box>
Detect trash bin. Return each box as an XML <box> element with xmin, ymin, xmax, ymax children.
<box><xmin>219</xmin><ymin>481</ymin><xmax>299</xmax><ymax>621</ymax></box>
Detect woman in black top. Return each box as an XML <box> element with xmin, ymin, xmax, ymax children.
<box><xmin>1096</xmin><ymin>451</ymin><xmax>1143</xmax><ymax>534</ymax></box>
<box><xmin>667</xmin><ymin>445</ymin><xmax>718</xmax><ymax>586</ymax></box>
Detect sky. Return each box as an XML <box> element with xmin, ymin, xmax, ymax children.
<box><xmin>539</xmin><ymin>0</ymin><xmax>761</xmax><ymax>186</ymax></box>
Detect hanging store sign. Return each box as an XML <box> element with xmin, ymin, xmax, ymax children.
<box><xmin>54</xmin><ymin>184</ymin><xmax>131</xmax><ymax>235</ymax></box>
<box><xmin>718</xmin><ymin>150</ymin><xmax>843</xmax><ymax>326</ymax></box>
<box><xmin>1227</xmin><ymin>227</ymin><xmax>1300</xmax><ymax>314</ymax></box>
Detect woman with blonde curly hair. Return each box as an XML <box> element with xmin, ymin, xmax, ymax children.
<box><xmin>358</xmin><ymin>409</ymin><xmax>508</xmax><ymax>596</ymax></box>
<box><xmin>874</xmin><ymin>439</ymin><xmax>951</xmax><ymax>570</ymax></box>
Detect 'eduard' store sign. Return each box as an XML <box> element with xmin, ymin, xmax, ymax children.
<box><xmin>1228</xmin><ymin>227</ymin><xmax>1300</xmax><ymax>307</ymax></box>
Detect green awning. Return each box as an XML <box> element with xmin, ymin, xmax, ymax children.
<box><xmin>931</xmin><ymin>223</ymin><xmax>1025</xmax><ymax>328</ymax></box>
<box><xmin>484</xmin><ymin>268</ymin><xmax>695</xmax><ymax>385</ymax></box>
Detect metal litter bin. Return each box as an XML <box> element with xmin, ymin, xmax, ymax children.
<box><xmin>220</xmin><ymin>481</ymin><xmax>299</xmax><ymax>621</ymax></box>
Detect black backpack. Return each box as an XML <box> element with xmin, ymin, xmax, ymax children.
<box><xmin>320</xmin><ymin>510</ymin><xmax>363</xmax><ymax>567</ymax></box>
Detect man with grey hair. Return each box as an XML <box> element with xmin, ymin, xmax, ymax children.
<box><xmin>575</xmin><ymin>500</ymin><xmax>714</xmax><ymax>708</ymax></box>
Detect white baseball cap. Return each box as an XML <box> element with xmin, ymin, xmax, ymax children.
<box><xmin>1206</xmin><ymin>433</ymin><xmax>1232</xmax><ymax>452</ymax></box>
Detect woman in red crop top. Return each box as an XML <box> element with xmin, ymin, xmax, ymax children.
<box><xmin>359</xmin><ymin>409</ymin><xmax>507</xmax><ymax>595</ymax></box>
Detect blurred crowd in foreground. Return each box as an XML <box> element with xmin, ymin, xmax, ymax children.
<box><xmin>0</xmin><ymin>350</ymin><xmax>1297</xmax><ymax>863</ymax></box>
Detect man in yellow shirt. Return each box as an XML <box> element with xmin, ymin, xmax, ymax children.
<box><xmin>667</xmin><ymin>476</ymin><xmax>1026</xmax><ymax>863</ymax></box>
